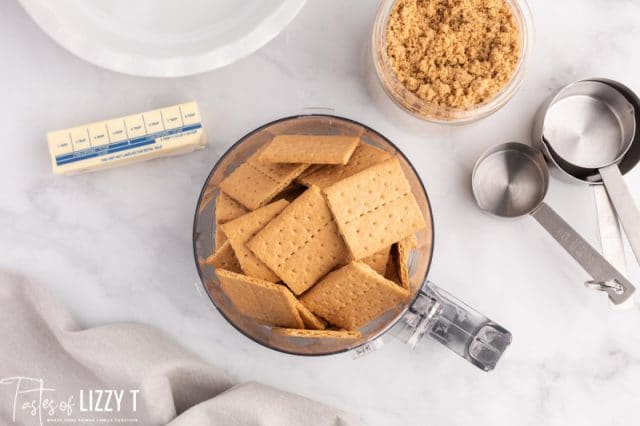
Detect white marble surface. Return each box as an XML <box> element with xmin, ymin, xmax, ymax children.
<box><xmin>3</xmin><ymin>0</ymin><xmax>640</xmax><ymax>424</ymax></box>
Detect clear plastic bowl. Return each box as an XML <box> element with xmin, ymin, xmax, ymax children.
<box><xmin>193</xmin><ymin>115</ymin><xmax>511</xmax><ymax>370</ymax></box>
<box><xmin>193</xmin><ymin>114</ymin><xmax>435</xmax><ymax>356</ymax></box>
<box><xmin>370</xmin><ymin>0</ymin><xmax>534</xmax><ymax>124</ymax></box>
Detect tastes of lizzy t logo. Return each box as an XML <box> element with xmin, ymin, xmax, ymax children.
<box><xmin>0</xmin><ymin>376</ymin><xmax>140</xmax><ymax>425</ymax></box>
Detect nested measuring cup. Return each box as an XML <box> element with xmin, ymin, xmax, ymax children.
<box><xmin>532</xmin><ymin>79</ymin><xmax>640</xmax><ymax>291</ymax></box>
<box><xmin>472</xmin><ymin>142</ymin><xmax>636</xmax><ymax>305</ymax></box>
<box><xmin>193</xmin><ymin>115</ymin><xmax>510</xmax><ymax>371</ymax></box>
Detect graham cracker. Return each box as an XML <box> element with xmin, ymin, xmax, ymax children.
<box><xmin>396</xmin><ymin>235</ymin><xmax>416</xmax><ymax>290</ymax></box>
<box><xmin>260</xmin><ymin>135</ymin><xmax>360</xmax><ymax>165</ymax></box>
<box><xmin>221</xmin><ymin>200</ymin><xmax>289</xmax><ymax>282</ymax></box>
<box><xmin>297</xmin><ymin>143</ymin><xmax>391</xmax><ymax>188</ymax></box>
<box><xmin>215</xmin><ymin>227</ymin><xmax>227</xmax><ymax>250</ymax></box>
<box><xmin>273</xmin><ymin>328</ymin><xmax>361</xmax><ymax>340</ymax></box>
<box><xmin>406</xmin><ymin>234</ymin><xmax>418</xmax><ymax>248</ymax></box>
<box><xmin>219</xmin><ymin>149</ymin><xmax>308</xmax><ymax>210</ymax></box>
<box><xmin>301</xmin><ymin>261</ymin><xmax>409</xmax><ymax>330</ymax></box>
<box><xmin>295</xmin><ymin>301</ymin><xmax>327</xmax><ymax>330</ymax></box>
<box><xmin>362</xmin><ymin>246</ymin><xmax>392</xmax><ymax>275</ymax></box>
<box><xmin>324</xmin><ymin>158</ymin><xmax>426</xmax><ymax>259</ymax></box>
<box><xmin>384</xmin><ymin>247</ymin><xmax>401</xmax><ymax>284</ymax></box>
<box><xmin>273</xmin><ymin>182</ymin><xmax>307</xmax><ymax>203</ymax></box>
<box><xmin>297</xmin><ymin>164</ymin><xmax>324</xmax><ymax>180</ymax></box>
<box><xmin>216</xmin><ymin>191</ymin><xmax>249</xmax><ymax>223</ymax></box>
<box><xmin>214</xmin><ymin>192</ymin><xmax>249</xmax><ymax>249</ymax></box>
<box><xmin>216</xmin><ymin>269</ymin><xmax>304</xmax><ymax>328</ymax></box>
<box><xmin>204</xmin><ymin>240</ymin><xmax>242</xmax><ymax>273</ymax></box>
<box><xmin>247</xmin><ymin>187</ymin><xmax>348</xmax><ymax>295</ymax></box>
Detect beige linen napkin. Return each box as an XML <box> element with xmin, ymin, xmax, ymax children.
<box><xmin>0</xmin><ymin>272</ymin><xmax>359</xmax><ymax>426</ymax></box>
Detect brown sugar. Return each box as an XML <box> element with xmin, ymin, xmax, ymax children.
<box><xmin>386</xmin><ymin>0</ymin><xmax>521</xmax><ymax>109</ymax></box>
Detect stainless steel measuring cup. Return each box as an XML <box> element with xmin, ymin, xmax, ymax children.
<box><xmin>472</xmin><ymin>142</ymin><xmax>636</xmax><ymax>305</ymax></box>
<box><xmin>535</xmin><ymin>80</ymin><xmax>640</xmax><ymax>271</ymax></box>
<box><xmin>533</xmin><ymin>79</ymin><xmax>640</xmax><ymax>304</ymax></box>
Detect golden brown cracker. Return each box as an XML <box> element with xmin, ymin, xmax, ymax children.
<box><xmin>204</xmin><ymin>240</ymin><xmax>242</xmax><ymax>273</ymax></box>
<box><xmin>216</xmin><ymin>191</ymin><xmax>249</xmax><ymax>223</ymax></box>
<box><xmin>273</xmin><ymin>182</ymin><xmax>307</xmax><ymax>203</ymax></box>
<box><xmin>221</xmin><ymin>200</ymin><xmax>289</xmax><ymax>282</ymax></box>
<box><xmin>324</xmin><ymin>158</ymin><xmax>426</xmax><ymax>259</ymax></box>
<box><xmin>301</xmin><ymin>261</ymin><xmax>409</xmax><ymax>330</ymax></box>
<box><xmin>297</xmin><ymin>164</ymin><xmax>324</xmax><ymax>180</ymax></box>
<box><xmin>216</xmin><ymin>269</ymin><xmax>304</xmax><ymax>328</ymax></box>
<box><xmin>384</xmin><ymin>246</ymin><xmax>401</xmax><ymax>284</ymax></box>
<box><xmin>295</xmin><ymin>301</ymin><xmax>327</xmax><ymax>330</ymax></box>
<box><xmin>297</xmin><ymin>143</ymin><xmax>391</xmax><ymax>188</ymax></box>
<box><xmin>247</xmin><ymin>187</ymin><xmax>348</xmax><ymax>295</ymax></box>
<box><xmin>215</xmin><ymin>227</ymin><xmax>227</xmax><ymax>250</ymax></box>
<box><xmin>219</xmin><ymin>149</ymin><xmax>308</xmax><ymax>210</ymax></box>
<box><xmin>396</xmin><ymin>235</ymin><xmax>416</xmax><ymax>290</ymax></box>
<box><xmin>362</xmin><ymin>246</ymin><xmax>392</xmax><ymax>275</ymax></box>
<box><xmin>405</xmin><ymin>234</ymin><xmax>418</xmax><ymax>248</ymax></box>
<box><xmin>214</xmin><ymin>192</ymin><xmax>249</xmax><ymax>249</ymax></box>
<box><xmin>273</xmin><ymin>328</ymin><xmax>361</xmax><ymax>340</ymax></box>
<box><xmin>260</xmin><ymin>135</ymin><xmax>359</xmax><ymax>165</ymax></box>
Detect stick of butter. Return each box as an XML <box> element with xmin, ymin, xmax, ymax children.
<box><xmin>47</xmin><ymin>101</ymin><xmax>206</xmax><ymax>175</ymax></box>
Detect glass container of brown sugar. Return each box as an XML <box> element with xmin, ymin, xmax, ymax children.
<box><xmin>370</xmin><ymin>0</ymin><xmax>534</xmax><ymax>124</ymax></box>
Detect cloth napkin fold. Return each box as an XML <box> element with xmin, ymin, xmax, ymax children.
<box><xmin>0</xmin><ymin>272</ymin><xmax>359</xmax><ymax>426</ymax></box>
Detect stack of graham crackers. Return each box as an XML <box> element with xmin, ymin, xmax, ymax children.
<box><xmin>205</xmin><ymin>134</ymin><xmax>427</xmax><ymax>341</ymax></box>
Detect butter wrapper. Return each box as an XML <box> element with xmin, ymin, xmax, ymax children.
<box><xmin>47</xmin><ymin>101</ymin><xmax>206</xmax><ymax>175</ymax></box>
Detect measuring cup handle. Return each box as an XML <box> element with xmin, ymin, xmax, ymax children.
<box><xmin>599</xmin><ymin>164</ymin><xmax>640</xmax><ymax>268</ymax></box>
<box><xmin>593</xmin><ymin>185</ymin><xmax>628</xmax><ymax>275</ymax></box>
<box><xmin>394</xmin><ymin>282</ymin><xmax>512</xmax><ymax>372</ymax></box>
<box><xmin>531</xmin><ymin>202</ymin><xmax>636</xmax><ymax>304</ymax></box>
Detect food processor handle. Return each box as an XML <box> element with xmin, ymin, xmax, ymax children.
<box><xmin>395</xmin><ymin>282</ymin><xmax>512</xmax><ymax>372</ymax></box>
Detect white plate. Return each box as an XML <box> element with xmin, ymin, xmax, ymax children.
<box><xmin>19</xmin><ymin>0</ymin><xmax>306</xmax><ymax>77</ymax></box>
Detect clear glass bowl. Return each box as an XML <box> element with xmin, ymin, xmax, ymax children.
<box><xmin>370</xmin><ymin>0</ymin><xmax>534</xmax><ymax>124</ymax></box>
<box><xmin>193</xmin><ymin>114</ymin><xmax>511</xmax><ymax>370</ymax></box>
